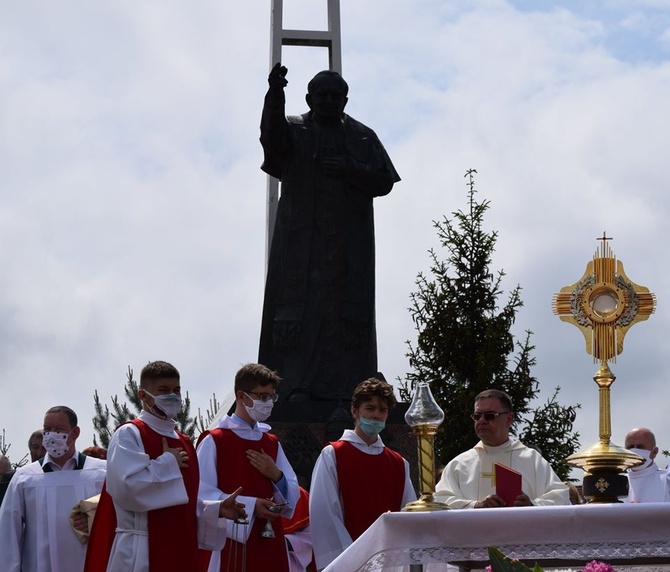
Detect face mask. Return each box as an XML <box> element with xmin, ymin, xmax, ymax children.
<box><xmin>42</xmin><ymin>431</ymin><xmax>71</xmax><ymax>459</ymax></box>
<box><xmin>358</xmin><ymin>416</ymin><xmax>386</xmax><ymax>437</ymax></box>
<box><xmin>244</xmin><ymin>395</ymin><xmax>274</xmax><ymax>422</ymax></box>
<box><xmin>629</xmin><ymin>448</ymin><xmax>652</xmax><ymax>471</ymax></box>
<box><xmin>145</xmin><ymin>391</ymin><xmax>182</xmax><ymax>419</ymax></box>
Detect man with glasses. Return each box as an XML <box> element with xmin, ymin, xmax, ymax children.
<box><xmin>435</xmin><ymin>389</ymin><xmax>569</xmax><ymax>509</ymax></box>
<box><xmin>197</xmin><ymin>363</ymin><xmax>300</xmax><ymax>572</ymax></box>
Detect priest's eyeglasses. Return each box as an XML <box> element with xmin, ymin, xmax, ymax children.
<box><xmin>246</xmin><ymin>390</ymin><xmax>279</xmax><ymax>403</ymax></box>
<box><xmin>471</xmin><ymin>411</ymin><xmax>510</xmax><ymax>422</ymax></box>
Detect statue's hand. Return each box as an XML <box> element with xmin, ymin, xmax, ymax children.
<box><xmin>319</xmin><ymin>154</ymin><xmax>350</xmax><ymax>178</ymax></box>
<box><xmin>268</xmin><ymin>62</ymin><xmax>288</xmax><ymax>89</ymax></box>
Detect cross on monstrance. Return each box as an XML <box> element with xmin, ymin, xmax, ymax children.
<box><xmin>552</xmin><ymin>233</ymin><xmax>656</xmax><ymax>502</ymax></box>
<box><xmin>552</xmin><ymin>232</ymin><xmax>655</xmax><ymax>363</ymax></box>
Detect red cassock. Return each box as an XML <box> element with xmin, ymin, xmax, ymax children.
<box><xmin>84</xmin><ymin>419</ymin><xmax>200</xmax><ymax>571</ymax></box>
<box><xmin>331</xmin><ymin>440</ymin><xmax>405</xmax><ymax>541</ymax></box>
<box><xmin>197</xmin><ymin>428</ymin><xmax>290</xmax><ymax>572</ymax></box>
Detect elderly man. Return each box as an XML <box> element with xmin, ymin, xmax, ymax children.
<box><xmin>624</xmin><ymin>427</ymin><xmax>670</xmax><ymax>503</ymax></box>
<box><xmin>435</xmin><ymin>389</ymin><xmax>569</xmax><ymax>508</ymax></box>
<box><xmin>0</xmin><ymin>406</ymin><xmax>106</xmax><ymax>572</ymax></box>
<box><xmin>28</xmin><ymin>429</ymin><xmax>46</xmax><ymax>463</ymax></box>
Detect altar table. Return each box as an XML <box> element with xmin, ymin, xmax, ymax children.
<box><xmin>323</xmin><ymin>502</ymin><xmax>670</xmax><ymax>571</ymax></box>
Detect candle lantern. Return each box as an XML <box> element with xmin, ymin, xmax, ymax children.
<box><xmin>402</xmin><ymin>381</ymin><xmax>449</xmax><ymax>512</ymax></box>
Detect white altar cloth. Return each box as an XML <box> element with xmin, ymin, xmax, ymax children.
<box><xmin>323</xmin><ymin>503</ymin><xmax>670</xmax><ymax>571</ymax></box>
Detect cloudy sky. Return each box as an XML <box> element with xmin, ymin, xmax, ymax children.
<box><xmin>2</xmin><ymin>1</ymin><xmax>670</xmax><ymax>473</ymax></box>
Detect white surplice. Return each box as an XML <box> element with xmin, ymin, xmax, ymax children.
<box><xmin>309</xmin><ymin>429</ymin><xmax>417</xmax><ymax>571</ymax></box>
<box><xmin>625</xmin><ymin>460</ymin><xmax>670</xmax><ymax>503</ymax></box>
<box><xmin>435</xmin><ymin>438</ymin><xmax>570</xmax><ymax>509</ymax></box>
<box><xmin>0</xmin><ymin>451</ymin><xmax>106</xmax><ymax>572</ymax></box>
<box><xmin>286</xmin><ymin>525</ymin><xmax>314</xmax><ymax>572</ymax></box>
<box><xmin>197</xmin><ymin>414</ymin><xmax>299</xmax><ymax>572</ymax></box>
<box><xmin>104</xmin><ymin>411</ymin><xmax>227</xmax><ymax>572</ymax></box>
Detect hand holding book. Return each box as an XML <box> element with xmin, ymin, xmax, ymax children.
<box><xmin>494</xmin><ymin>463</ymin><xmax>526</xmax><ymax>507</ymax></box>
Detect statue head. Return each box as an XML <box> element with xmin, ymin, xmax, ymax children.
<box><xmin>306</xmin><ymin>71</ymin><xmax>349</xmax><ymax>124</ymax></box>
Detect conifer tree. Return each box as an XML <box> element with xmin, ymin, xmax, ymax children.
<box><xmin>518</xmin><ymin>388</ymin><xmax>581</xmax><ymax>481</ymax></box>
<box><xmin>0</xmin><ymin>429</ymin><xmax>29</xmax><ymax>468</ymax></box>
<box><xmin>401</xmin><ymin>170</ymin><xmax>579</xmax><ymax>477</ymax></box>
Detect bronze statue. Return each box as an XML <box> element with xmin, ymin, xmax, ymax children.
<box><xmin>258</xmin><ymin>63</ymin><xmax>400</xmax><ymax>405</ymax></box>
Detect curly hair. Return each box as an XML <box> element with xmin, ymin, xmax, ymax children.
<box><xmin>352</xmin><ymin>378</ymin><xmax>397</xmax><ymax>409</ymax></box>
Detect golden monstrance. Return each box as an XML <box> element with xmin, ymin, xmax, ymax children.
<box><xmin>552</xmin><ymin>233</ymin><xmax>656</xmax><ymax>502</ymax></box>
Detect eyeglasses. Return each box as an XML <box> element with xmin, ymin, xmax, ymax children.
<box><xmin>246</xmin><ymin>391</ymin><xmax>279</xmax><ymax>403</ymax></box>
<box><xmin>471</xmin><ymin>411</ymin><xmax>510</xmax><ymax>422</ymax></box>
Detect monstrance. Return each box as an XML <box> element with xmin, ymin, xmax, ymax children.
<box><xmin>552</xmin><ymin>233</ymin><xmax>656</xmax><ymax>502</ymax></box>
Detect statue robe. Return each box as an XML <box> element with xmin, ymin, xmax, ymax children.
<box><xmin>259</xmin><ymin>88</ymin><xmax>400</xmax><ymax>402</ymax></box>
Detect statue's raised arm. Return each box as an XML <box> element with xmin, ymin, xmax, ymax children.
<box><xmin>268</xmin><ymin>62</ymin><xmax>288</xmax><ymax>90</ymax></box>
<box><xmin>258</xmin><ymin>68</ymin><xmax>400</xmax><ymax>410</ymax></box>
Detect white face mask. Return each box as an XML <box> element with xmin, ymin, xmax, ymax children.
<box><xmin>42</xmin><ymin>431</ymin><xmax>72</xmax><ymax>459</ymax></box>
<box><xmin>144</xmin><ymin>391</ymin><xmax>183</xmax><ymax>419</ymax></box>
<box><xmin>244</xmin><ymin>394</ymin><xmax>274</xmax><ymax>422</ymax></box>
<box><xmin>629</xmin><ymin>448</ymin><xmax>652</xmax><ymax>471</ymax></box>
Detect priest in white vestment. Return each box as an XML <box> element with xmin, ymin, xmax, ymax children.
<box><xmin>0</xmin><ymin>406</ymin><xmax>106</xmax><ymax>572</ymax></box>
<box><xmin>435</xmin><ymin>389</ymin><xmax>569</xmax><ymax>509</ymax></box>
<box><xmin>623</xmin><ymin>427</ymin><xmax>670</xmax><ymax>503</ymax></box>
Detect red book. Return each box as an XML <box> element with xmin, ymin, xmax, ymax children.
<box><xmin>495</xmin><ymin>463</ymin><xmax>522</xmax><ymax>507</ymax></box>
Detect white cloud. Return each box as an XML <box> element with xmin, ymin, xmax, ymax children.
<box><xmin>1</xmin><ymin>2</ymin><xmax>670</xmax><ymax>482</ymax></box>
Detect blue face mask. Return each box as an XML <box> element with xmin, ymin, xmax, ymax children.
<box><xmin>358</xmin><ymin>416</ymin><xmax>386</xmax><ymax>437</ymax></box>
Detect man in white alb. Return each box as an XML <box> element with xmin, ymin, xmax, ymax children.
<box><xmin>0</xmin><ymin>405</ymin><xmax>107</xmax><ymax>572</ymax></box>
<box><xmin>623</xmin><ymin>427</ymin><xmax>670</xmax><ymax>503</ymax></box>
<box><xmin>435</xmin><ymin>389</ymin><xmax>569</xmax><ymax>508</ymax></box>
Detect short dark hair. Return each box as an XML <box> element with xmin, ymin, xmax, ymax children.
<box><xmin>307</xmin><ymin>70</ymin><xmax>349</xmax><ymax>96</ymax></box>
<box><xmin>45</xmin><ymin>406</ymin><xmax>78</xmax><ymax>428</ymax></box>
<box><xmin>475</xmin><ymin>389</ymin><xmax>513</xmax><ymax>412</ymax></box>
<box><xmin>28</xmin><ymin>429</ymin><xmax>43</xmax><ymax>447</ymax></box>
<box><xmin>140</xmin><ymin>361</ymin><xmax>180</xmax><ymax>388</ymax></box>
<box><xmin>352</xmin><ymin>378</ymin><xmax>397</xmax><ymax>409</ymax></box>
<box><xmin>234</xmin><ymin>363</ymin><xmax>281</xmax><ymax>393</ymax></box>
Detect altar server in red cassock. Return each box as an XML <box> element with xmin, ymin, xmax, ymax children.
<box><xmin>197</xmin><ymin>363</ymin><xmax>300</xmax><ymax>572</ymax></box>
<box><xmin>84</xmin><ymin>361</ymin><xmax>245</xmax><ymax>572</ymax></box>
<box><xmin>309</xmin><ymin>377</ymin><xmax>416</xmax><ymax>570</ymax></box>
